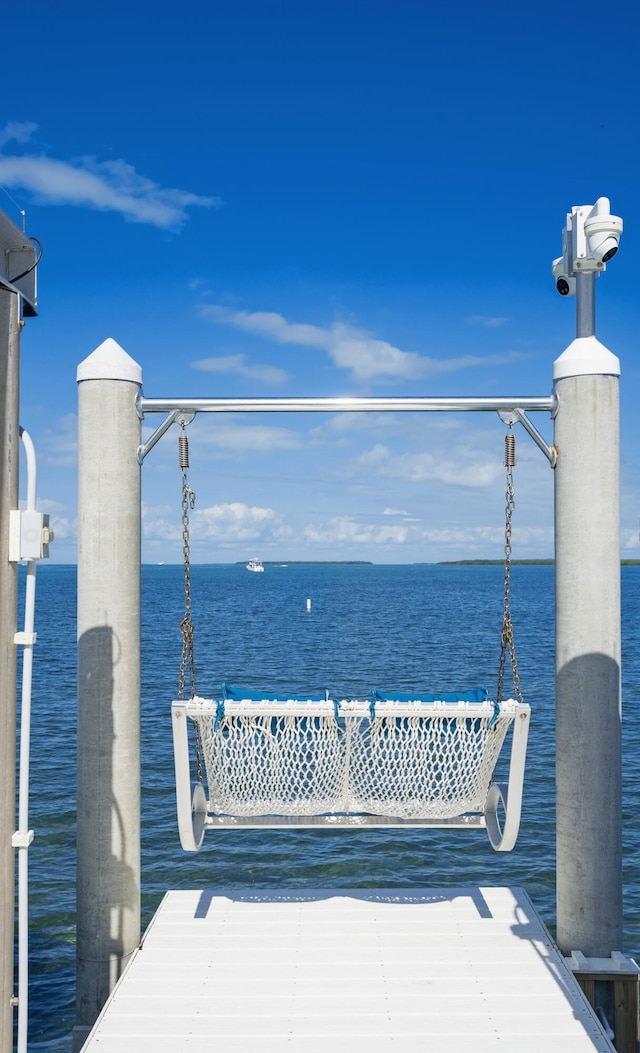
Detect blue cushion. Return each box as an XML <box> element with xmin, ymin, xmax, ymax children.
<box><xmin>372</xmin><ymin>688</ymin><xmax>489</xmax><ymax>703</ymax></box>
<box><xmin>222</xmin><ymin>683</ymin><xmax>328</xmax><ymax>702</ymax></box>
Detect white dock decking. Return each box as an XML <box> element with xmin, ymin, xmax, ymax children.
<box><xmin>82</xmin><ymin>886</ymin><xmax>615</xmax><ymax>1052</ymax></box>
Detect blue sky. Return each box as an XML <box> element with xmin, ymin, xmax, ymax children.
<box><xmin>2</xmin><ymin>0</ymin><xmax>639</xmax><ymax>564</ymax></box>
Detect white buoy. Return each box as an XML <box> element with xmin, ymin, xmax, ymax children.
<box><xmin>306</xmin><ymin>598</ymin><xmax>311</xmax><ymax>611</ymax></box>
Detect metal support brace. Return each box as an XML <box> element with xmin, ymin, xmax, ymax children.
<box><xmin>137</xmin><ymin>409</ymin><xmax>195</xmax><ymax>464</ymax></box>
<box><xmin>137</xmin><ymin>409</ymin><xmax>180</xmax><ymax>464</ymax></box>
<box><xmin>498</xmin><ymin>408</ymin><xmax>558</xmax><ymax>467</ymax></box>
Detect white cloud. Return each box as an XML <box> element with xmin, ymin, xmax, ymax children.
<box><xmin>200</xmin><ymin>304</ymin><xmax>527</xmax><ymax>383</ymax></box>
<box><xmin>0</xmin><ymin>121</ymin><xmax>38</xmax><ymax>150</ymax></box>
<box><xmin>510</xmin><ymin>525</ymin><xmax>554</xmax><ymax>547</ymax></box>
<box><xmin>0</xmin><ymin>125</ymin><xmax>218</xmax><ymax>228</ymax></box>
<box><xmin>142</xmin><ymin>502</ymin><xmax>180</xmax><ymax>541</ymax></box>
<box><xmin>420</xmin><ymin>525</ymin><xmax>504</xmax><ymax>546</ymax></box>
<box><xmin>142</xmin><ymin>500</ymin><xmax>288</xmax><ymax>545</ymax></box>
<box><xmin>306</xmin><ymin>411</ymin><xmax>404</xmax><ymax>452</ymax></box>
<box><xmin>192</xmin><ymin>354</ymin><xmax>289</xmax><ymax>385</ymax></box>
<box><xmin>302</xmin><ymin>516</ymin><xmax>512</xmax><ymax>550</ymax></box>
<box><xmin>357</xmin><ymin>442</ymin><xmax>501</xmax><ymax>488</ymax></box>
<box><xmin>304</xmin><ymin>515</ymin><xmax>410</xmax><ymax>546</ymax></box>
<box><xmin>193</xmin><ymin>502</ymin><xmax>293</xmax><ymax>544</ymax></box>
<box><xmin>197</xmin><ymin>417</ymin><xmax>303</xmax><ymax>455</ymax></box>
<box><xmin>40</xmin><ymin>413</ymin><xmax>78</xmax><ymax>467</ymax></box>
<box><xmin>468</xmin><ymin>315</ymin><xmax>510</xmax><ymax>328</ymax></box>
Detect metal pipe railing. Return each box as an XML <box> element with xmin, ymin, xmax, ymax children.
<box><xmin>136</xmin><ymin>393</ymin><xmax>559</xmax><ymax>465</ymax></box>
<box><xmin>136</xmin><ymin>393</ymin><xmax>558</xmax><ymax>416</ymax></box>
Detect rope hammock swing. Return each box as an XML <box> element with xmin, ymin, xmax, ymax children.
<box><xmin>171</xmin><ymin>421</ymin><xmax>530</xmax><ymax>852</ymax></box>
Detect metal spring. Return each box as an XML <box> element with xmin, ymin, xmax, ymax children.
<box><xmin>504</xmin><ymin>432</ymin><xmax>516</xmax><ymax>468</ymax></box>
<box><xmin>179</xmin><ymin>433</ymin><xmax>189</xmax><ymax>469</ymax></box>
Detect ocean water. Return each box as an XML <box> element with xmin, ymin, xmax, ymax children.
<box><xmin>17</xmin><ymin>562</ymin><xmax>640</xmax><ymax>1050</ymax></box>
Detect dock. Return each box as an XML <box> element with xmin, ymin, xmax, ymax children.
<box><xmin>81</xmin><ymin>886</ymin><xmax>615</xmax><ymax>1051</ymax></box>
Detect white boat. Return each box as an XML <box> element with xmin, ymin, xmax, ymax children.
<box><xmin>246</xmin><ymin>558</ymin><xmax>264</xmax><ymax>572</ymax></box>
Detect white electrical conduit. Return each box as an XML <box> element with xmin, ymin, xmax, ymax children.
<box><xmin>14</xmin><ymin>427</ymin><xmax>38</xmax><ymax>1053</ymax></box>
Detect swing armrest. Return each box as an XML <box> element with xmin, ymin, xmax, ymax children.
<box><xmin>172</xmin><ymin>701</ymin><xmax>208</xmax><ymax>852</ymax></box>
<box><xmin>484</xmin><ymin>704</ymin><xmax>530</xmax><ymax>851</ymax></box>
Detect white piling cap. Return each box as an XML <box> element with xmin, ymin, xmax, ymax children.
<box><xmin>77</xmin><ymin>338</ymin><xmax>142</xmax><ymax>384</ymax></box>
<box><xmin>553</xmin><ymin>336</ymin><xmax>620</xmax><ymax>381</ymax></box>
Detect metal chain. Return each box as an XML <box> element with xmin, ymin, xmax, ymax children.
<box><xmin>177</xmin><ymin>425</ymin><xmax>203</xmax><ymax>782</ymax></box>
<box><xmin>497</xmin><ymin>426</ymin><xmax>523</xmax><ymax>706</ymax></box>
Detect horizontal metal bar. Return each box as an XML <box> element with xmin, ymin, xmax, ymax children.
<box><xmin>136</xmin><ymin>394</ymin><xmax>558</xmax><ymax>416</ymax></box>
<box><xmin>183</xmin><ymin>698</ymin><xmax>524</xmax><ymax>718</ymax></box>
<box><xmin>203</xmin><ymin>813</ymin><xmax>487</xmax><ymax>829</ymax></box>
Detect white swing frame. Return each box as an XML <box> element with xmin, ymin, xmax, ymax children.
<box><xmin>168</xmin><ymin>406</ymin><xmax>535</xmax><ymax>858</ymax></box>
<box><xmin>172</xmin><ymin>695</ymin><xmax>530</xmax><ymax>853</ymax></box>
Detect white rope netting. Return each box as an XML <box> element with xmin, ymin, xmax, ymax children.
<box><xmin>188</xmin><ymin>699</ymin><xmax>516</xmax><ymax>821</ymax></box>
<box><xmin>346</xmin><ymin>714</ymin><xmax>510</xmax><ymax>819</ymax></box>
<box><xmin>198</xmin><ymin>713</ymin><xmax>348</xmax><ymax>816</ymax></box>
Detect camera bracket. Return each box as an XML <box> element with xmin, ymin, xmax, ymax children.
<box><xmin>552</xmin><ymin>197</ymin><xmax>623</xmax><ymax>340</ymax></box>
<box><xmin>552</xmin><ymin>197</ymin><xmax>623</xmax><ymax>288</ymax></box>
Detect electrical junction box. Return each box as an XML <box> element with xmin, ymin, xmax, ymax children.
<box><xmin>9</xmin><ymin>510</ymin><xmax>53</xmax><ymax>561</ymax></box>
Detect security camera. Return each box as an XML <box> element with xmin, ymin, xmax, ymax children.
<box><xmin>552</xmin><ymin>197</ymin><xmax>623</xmax><ymax>299</ymax></box>
<box><xmin>552</xmin><ymin>256</ymin><xmax>576</xmax><ymax>296</ymax></box>
<box><xmin>580</xmin><ymin>197</ymin><xmax>623</xmax><ymax>269</ymax></box>
<box><xmin>584</xmin><ymin>207</ymin><xmax>623</xmax><ymax>266</ymax></box>
<box><xmin>556</xmin><ymin>274</ymin><xmax>576</xmax><ymax>296</ymax></box>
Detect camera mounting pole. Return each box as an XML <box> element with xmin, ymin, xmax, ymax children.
<box><xmin>575</xmin><ymin>271</ymin><xmax>596</xmax><ymax>339</ymax></box>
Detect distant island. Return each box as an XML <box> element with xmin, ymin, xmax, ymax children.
<box><xmin>438</xmin><ymin>559</ymin><xmax>553</xmax><ymax>566</ymax></box>
<box><xmin>439</xmin><ymin>559</ymin><xmax>640</xmax><ymax>566</ymax></box>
